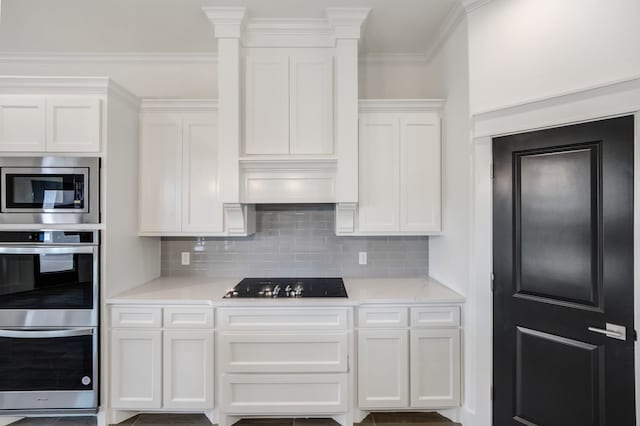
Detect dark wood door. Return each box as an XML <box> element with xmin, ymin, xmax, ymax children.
<box><xmin>493</xmin><ymin>116</ymin><xmax>635</xmax><ymax>426</ymax></box>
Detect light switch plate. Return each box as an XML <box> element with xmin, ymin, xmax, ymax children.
<box><xmin>181</xmin><ymin>252</ymin><xmax>190</xmax><ymax>265</ymax></box>
<box><xmin>359</xmin><ymin>251</ymin><xmax>367</xmax><ymax>265</ymax></box>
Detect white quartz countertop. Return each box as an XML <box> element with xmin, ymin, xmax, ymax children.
<box><xmin>106</xmin><ymin>276</ymin><xmax>465</xmax><ymax>306</ymax></box>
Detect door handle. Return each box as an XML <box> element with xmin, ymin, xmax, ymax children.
<box><xmin>587</xmin><ymin>323</ymin><xmax>626</xmax><ymax>341</ymax></box>
<box><xmin>0</xmin><ymin>328</ymin><xmax>94</xmax><ymax>339</ymax></box>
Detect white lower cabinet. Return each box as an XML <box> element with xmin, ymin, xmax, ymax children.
<box><xmin>357</xmin><ymin>305</ymin><xmax>462</xmax><ymax>411</ymax></box>
<box><xmin>110</xmin><ymin>306</ymin><xmax>214</xmax><ymax>411</ymax></box>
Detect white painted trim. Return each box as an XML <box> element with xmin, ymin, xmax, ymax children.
<box><xmin>0</xmin><ymin>51</ymin><xmax>218</xmax><ymax>63</ymax></box>
<box><xmin>326</xmin><ymin>8</ymin><xmax>371</xmax><ymax>40</ymax></box>
<box><xmin>424</xmin><ymin>3</ymin><xmax>466</xmax><ymax>64</ymax></box>
<box><xmin>202</xmin><ymin>7</ymin><xmax>247</xmax><ymax>39</ymax></box>
<box><xmin>473</xmin><ymin>75</ymin><xmax>640</xmax><ymax>138</ymax></box>
<box><xmin>140</xmin><ymin>99</ymin><xmax>218</xmax><ymax>112</ymax></box>
<box><xmin>239</xmin><ymin>158</ymin><xmax>338</xmax><ymax>172</ymax></box>
<box><xmin>461</xmin><ymin>0</ymin><xmax>496</xmax><ymax>13</ymax></box>
<box><xmin>359</xmin><ymin>53</ymin><xmax>428</xmax><ymax>64</ymax></box>
<box><xmin>359</xmin><ymin>99</ymin><xmax>445</xmax><ymax>113</ymax></box>
<box><xmin>471</xmin><ymin>75</ymin><xmax>640</xmax><ymax>426</ymax></box>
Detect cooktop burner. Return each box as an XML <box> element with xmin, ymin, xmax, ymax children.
<box><xmin>223</xmin><ymin>278</ymin><xmax>348</xmax><ymax>299</ymax></box>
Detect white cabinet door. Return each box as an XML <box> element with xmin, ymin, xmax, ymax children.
<box><xmin>0</xmin><ymin>96</ymin><xmax>46</xmax><ymax>151</ymax></box>
<box><xmin>244</xmin><ymin>55</ymin><xmax>290</xmax><ymax>155</ymax></box>
<box><xmin>182</xmin><ymin>113</ymin><xmax>223</xmax><ymax>233</ymax></box>
<box><xmin>139</xmin><ymin>113</ymin><xmax>183</xmax><ymax>233</ymax></box>
<box><xmin>289</xmin><ymin>55</ymin><xmax>333</xmax><ymax>155</ymax></box>
<box><xmin>46</xmin><ymin>97</ymin><xmax>101</xmax><ymax>152</ymax></box>
<box><xmin>410</xmin><ymin>328</ymin><xmax>461</xmax><ymax>408</ymax></box>
<box><xmin>163</xmin><ymin>330</ymin><xmax>214</xmax><ymax>410</ymax></box>
<box><xmin>358</xmin><ymin>113</ymin><xmax>400</xmax><ymax>232</ymax></box>
<box><xmin>399</xmin><ymin>113</ymin><xmax>441</xmax><ymax>232</ymax></box>
<box><xmin>358</xmin><ymin>329</ymin><xmax>408</xmax><ymax>408</ymax></box>
<box><xmin>111</xmin><ymin>329</ymin><xmax>162</xmax><ymax>409</ymax></box>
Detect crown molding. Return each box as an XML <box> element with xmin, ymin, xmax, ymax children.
<box><xmin>140</xmin><ymin>98</ymin><xmax>217</xmax><ymax>112</ymax></box>
<box><xmin>461</xmin><ymin>0</ymin><xmax>495</xmax><ymax>13</ymax></box>
<box><xmin>424</xmin><ymin>2</ymin><xmax>466</xmax><ymax>64</ymax></box>
<box><xmin>202</xmin><ymin>7</ymin><xmax>247</xmax><ymax>39</ymax></box>
<box><xmin>326</xmin><ymin>8</ymin><xmax>371</xmax><ymax>39</ymax></box>
<box><xmin>359</xmin><ymin>99</ymin><xmax>445</xmax><ymax>113</ymax></box>
<box><xmin>0</xmin><ymin>51</ymin><xmax>217</xmax><ymax>64</ymax></box>
<box><xmin>359</xmin><ymin>53</ymin><xmax>428</xmax><ymax>64</ymax></box>
<box><xmin>242</xmin><ymin>18</ymin><xmax>334</xmax><ymax>47</ymax></box>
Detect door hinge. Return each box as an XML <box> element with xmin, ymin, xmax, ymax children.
<box><xmin>491</xmin><ymin>272</ymin><xmax>495</xmax><ymax>292</ymax></box>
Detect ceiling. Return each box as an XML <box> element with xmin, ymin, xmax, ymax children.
<box><xmin>0</xmin><ymin>0</ymin><xmax>460</xmax><ymax>56</ymax></box>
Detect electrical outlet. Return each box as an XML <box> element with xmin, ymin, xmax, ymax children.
<box><xmin>181</xmin><ymin>252</ymin><xmax>190</xmax><ymax>265</ymax></box>
<box><xmin>358</xmin><ymin>251</ymin><xmax>367</xmax><ymax>265</ymax></box>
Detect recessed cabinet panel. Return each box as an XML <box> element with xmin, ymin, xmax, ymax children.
<box><xmin>358</xmin><ymin>113</ymin><xmax>400</xmax><ymax>232</ymax></box>
<box><xmin>244</xmin><ymin>56</ymin><xmax>290</xmax><ymax>155</ymax></box>
<box><xmin>111</xmin><ymin>329</ymin><xmax>162</xmax><ymax>409</ymax></box>
<box><xmin>46</xmin><ymin>97</ymin><xmax>101</xmax><ymax>152</ymax></box>
<box><xmin>182</xmin><ymin>114</ymin><xmax>223</xmax><ymax>233</ymax></box>
<box><xmin>139</xmin><ymin>113</ymin><xmax>183</xmax><ymax>233</ymax></box>
<box><xmin>0</xmin><ymin>96</ymin><xmax>46</xmax><ymax>151</ymax></box>
<box><xmin>290</xmin><ymin>55</ymin><xmax>333</xmax><ymax>155</ymax></box>
<box><xmin>163</xmin><ymin>330</ymin><xmax>214</xmax><ymax>410</ymax></box>
<box><xmin>410</xmin><ymin>328</ymin><xmax>461</xmax><ymax>408</ymax></box>
<box><xmin>358</xmin><ymin>329</ymin><xmax>408</xmax><ymax>408</ymax></box>
<box><xmin>400</xmin><ymin>113</ymin><xmax>441</xmax><ymax>232</ymax></box>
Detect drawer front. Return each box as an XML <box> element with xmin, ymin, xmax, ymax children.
<box><xmin>410</xmin><ymin>306</ymin><xmax>460</xmax><ymax>328</ymax></box>
<box><xmin>219</xmin><ymin>308</ymin><xmax>349</xmax><ymax>330</ymax></box>
<box><xmin>222</xmin><ymin>373</ymin><xmax>348</xmax><ymax>414</ymax></box>
<box><xmin>164</xmin><ymin>307</ymin><xmax>214</xmax><ymax>329</ymax></box>
<box><xmin>220</xmin><ymin>332</ymin><xmax>348</xmax><ymax>373</ymax></box>
<box><xmin>111</xmin><ymin>306</ymin><xmax>162</xmax><ymax>328</ymax></box>
<box><xmin>358</xmin><ymin>307</ymin><xmax>408</xmax><ymax>328</ymax></box>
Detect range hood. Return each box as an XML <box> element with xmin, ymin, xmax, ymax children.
<box><xmin>203</xmin><ymin>7</ymin><xmax>369</xmax><ymax>205</ymax></box>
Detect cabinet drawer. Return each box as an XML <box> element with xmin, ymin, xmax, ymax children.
<box><xmin>111</xmin><ymin>306</ymin><xmax>162</xmax><ymax>328</ymax></box>
<box><xmin>222</xmin><ymin>373</ymin><xmax>348</xmax><ymax>414</ymax></box>
<box><xmin>358</xmin><ymin>307</ymin><xmax>408</xmax><ymax>328</ymax></box>
<box><xmin>219</xmin><ymin>308</ymin><xmax>349</xmax><ymax>330</ymax></box>
<box><xmin>410</xmin><ymin>306</ymin><xmax>460</xmax><ymax>328</ymax></box>
<box><xmin>163</xmin><ymin>307</ymin><xmax>214</xmax><ymax>329</ymax></box>
<box><xmin>220</xmin><ymin>332</ymin><xmax>348</xmax><ymax>373</ymax></box>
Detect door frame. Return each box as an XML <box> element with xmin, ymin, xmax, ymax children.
<box><xmin>467</xmin><ymin>76</ymin><xmax>640</xmax><ymax>426</ymax></box>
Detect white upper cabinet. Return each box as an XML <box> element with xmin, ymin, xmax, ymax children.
<box><xmin>139</xmin><ymin>103</ymin><xmax>224</xmax><ymax>236</ymax></box>
<box><xmin>337</xmin><ymin>100</ymin><xmax>443</xmax><ymax>236</ymax></box>
<box><xmin>244</xmin><ymin>55</ymin><xmax>290</xmax><ymax>155</ymax></box>
<box><xmin>243</xmin><ymin>50</ymin><xmax>334</xmax><ymax>157</ymax></box>
<box><xmin>0</xmin><ymin>95</ymin><xmax>101</xmax><ymax>153</ymax></box>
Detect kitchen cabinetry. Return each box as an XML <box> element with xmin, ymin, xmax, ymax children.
<box><xmin>110</xmin><ymin>305</ymin><xmax>214</xmax><ymax>411</ymax></box>
<box><xmin>0</xmin><ymin>95</ymin><xmax>101</xmax><ymax>152</ymax></box>
<box><xmin>243</xmin><ymin>51</ymin><xmax>333</xmax><ymax>156</ymax></box>
<box><xmin>336</xmin><ymin>100</ymin><xmax>443</xmax><ymax>236</ymax></box>
<box><xmin>357</xmin><ymin>305</ymin><xmax>461</xmax><ymax>410</ymax></box>
<box><xmin>138</xmin><ymin>101</ymin><xmax>224</xmax><ymax>235</ymax></box>
<box><xmin>217</xmin><ymin>307</ymin><xmax>350</xmax><ymax>417</ymax></box>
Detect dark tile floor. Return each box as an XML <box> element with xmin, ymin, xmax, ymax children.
<box><xmin>8</xmin><ymin>412</ymin><xmax>461</xmax><ymax>426</ymax></box>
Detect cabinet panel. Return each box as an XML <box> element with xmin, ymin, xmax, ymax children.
<box><xmin>139</xmin><ymin>113</ymin><xmax>182</xmax><ymax>233</ymax></box>
<box><xmin>400</xmin><ymin>113</ymin><xmax>441</xmax><ymax>232</ymax></box>
<box><xmin>358</xmin><ymin>113</ymin><xmax>400</xmax><ymax>232</ymax></box>
<box><xmin>244</xmin><ymin>56</ymin><xmax>290</xmax><ymax>155</ymax></box>
<box><xmin>358</xmin><ymin>329</ymin><xmax>408</xmax><ymax>408</ymax></box>
<box><xmin>163</xmin><ymin>330</ymin><xmax>214</xmax><ymax>410</ymax></box>
<box><xmin>290</xmin><ymin>55</ymin><xmax>333</xmax><ymax>155</ymax></box>
<box><xmin>219</xmin><ymin>308</ymin><xmax>348</xmax><ymax>331</ymax></box>
<box><xmin>111</xmin><ymin>306</ymin><xmax>162</xmax><ymax>328</ymax></box>
<box><xmin>182</xmin><ymin>113</ymin><xmax>223</xmax><ymax>233</ymax></box>
<box><xmin>358</xmin><ymin>307</ymin><xmax>408</xmax><ymax>328</ymax></box>
<box><xmin>410</xmin><ymin>306</ymin><xmax>460</xmax><ymax>328</ymax></box>
<box><xmin>0</xmin><ymin>96</ymin><xmax>46</xmax><ymax>151</ymax></box>
<box><xmin>410</xmin><ymin>329</ymin><xmax>461</xmax><ymax>408</ymax></box>
<box><xmin>111</xmin><ymin>329</ymin><xmax>162</xmax><ymax>409</ymax></box>
<box><xmin>46</xmin><ymin>97</ymin><xmax>101</xmax><ymax>152</ymax></box>
<box><xmin>163</xmin><ymin>307</ymin><xmax>214</xmax><ymax>329</ymax></box>
<box><xmin>220</xmin><ymin>332</ymin><xmax>348</xmax><ymax>373</ymax></box>
<box><xmin>222</xmin><ymin>373</ymin><xmax>348</xmax><ymax>414</ymax></box>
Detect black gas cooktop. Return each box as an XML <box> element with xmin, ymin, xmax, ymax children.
<box><xmin>223</xmin><ymin>278</ymin><xmax>348</xmax><ymax>299</ymax></box>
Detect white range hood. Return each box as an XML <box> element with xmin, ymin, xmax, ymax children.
<box><xmin>203</xmin><ymin>7</ymin><xmax>369</xmax><ymax>205</ymax></box>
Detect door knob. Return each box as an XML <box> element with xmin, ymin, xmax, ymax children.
<box><xmin>587</xmin><ymin>323</ymin><xmax>626</xmax><ymax>340</ymax></box>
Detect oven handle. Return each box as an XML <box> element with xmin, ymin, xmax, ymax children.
<box><xmin>0</xmin><ymin>328</ymin><xmax>94</xmax><ymax>338</ymax></box>
<box><xmin>0</xmin><ymin>246</ymin><xmax>95</xmax><ymax>255</ymax></box>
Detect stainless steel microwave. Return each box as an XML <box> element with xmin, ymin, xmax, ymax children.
<box><xmin>0</xmin><ymin>157</ymin><xmax>99</xmax><ymax>224</ymax></box>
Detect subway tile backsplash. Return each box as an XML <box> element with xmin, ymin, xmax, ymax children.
<box><xmin>161</xmin><ymin>204</ymin><xmax>428</xmax><ymax>278</ymax></box>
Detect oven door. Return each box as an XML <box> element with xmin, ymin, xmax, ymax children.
<box><xmin>0</xmin><ymin>246</ymin><xmax>98</xmax><ymax>326</ymax></box>
<box><xmin>0</xmin><ymin>327</ymin><xmax>98</xmax><ymax>411</ymax></box>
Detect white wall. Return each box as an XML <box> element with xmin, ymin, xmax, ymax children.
<box><xmin>468</xmin><ymin>0</ymin><xmax>640</xmax><ymax>114</ymax></box>
<box><xmin>425</xmin><ymin>16</ymin><xmax>475</xmax><ymax>423</ymax></box>
<box><xmin>0</xmin><ymin>58</ymin><xmax>439</xmax><ymax>99</ymax></box>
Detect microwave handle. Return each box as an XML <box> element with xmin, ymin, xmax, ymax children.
<box><xmin>0</xmin><ymin>328</ymin><xmax>94</xmax><ymax>338</ymax></box>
